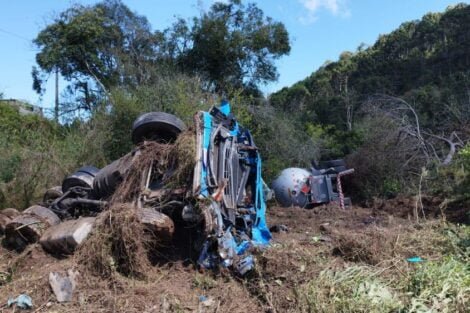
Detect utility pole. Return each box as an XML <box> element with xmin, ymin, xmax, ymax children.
<box><xmin>54</xmin><ymin>68</ymin><xmax>59</xmax><ymax>122</ymax></box>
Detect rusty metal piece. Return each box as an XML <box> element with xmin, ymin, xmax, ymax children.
<box><xmin>137</xmin><ymin>208</ymin><xmax>175</xmax><ymax>242</ymax></box>
<box><xmin>40</xmin><ymin>217</ymin><xmax>96</xmax><ymax>254</ymax></box>
<box><xmin>5</xmin><ymin>205</ymin><xmax>60</xmax><ymax>250</ymax></box>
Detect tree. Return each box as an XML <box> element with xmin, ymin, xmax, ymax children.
<box><xmin>181</xmin><ymin>0</ymin><xmax>291</xmax><ymax>95</ymax></box>
<box><xmin>32</xmin><ymin>0</ymin><xmax>156</xmax><ymax>112</ymax></box>
<box><xmin>33</xmin><ymin>0</ymin><xmax>290</xmax><ymax>115</ymax></box>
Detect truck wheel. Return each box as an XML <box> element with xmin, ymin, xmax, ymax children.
<box><xmin>62</xmin><ymin>166</ymin><xmax>100</xmax><ymax>192</ymax></box>
<box><xmin>131</xmin><ymin>112</ymin><xmax>186</xmax><ymax>145</ymax></box>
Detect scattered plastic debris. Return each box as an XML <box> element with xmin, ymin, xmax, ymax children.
<box><xmin>406</xmin><ymin>256</ymin><xmax>424</xmax><ymax>263</ymax></box>
<box><xmin>49</xmin><ymin>270</ymin><xmax>78</xmax><ymax>302</ymax></box>
<box><xmin>198</xmin><ymin>295</ymin><xmax>215</xmax><ymax>307</ymax></box>
<box><xmin>198</xmin><ymin>295</ymin><xmax>208</xmax><ymax>302</ymax></box>
<box><xmin>311</xmin><ymin>236</ymin><xmax>321</xmax><ymax>243</ymax></box>
<box><xmin>7</xmin><ymin>294</ymin><xmax>33</xmax><ymax>309</ymax></box>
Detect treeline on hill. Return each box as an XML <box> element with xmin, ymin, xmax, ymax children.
<box><xmin>271</xmin><ymin>3</ymin><xmax>470</xmax><ymax>215</ymax></box>
<box><xmin>0</xmin><ymin>1</ymin><xmax>469</xmax><ymax>222</ymax></box>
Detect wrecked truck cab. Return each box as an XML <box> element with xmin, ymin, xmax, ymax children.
<box><xmin>192</xmin><ymin>101</ymin><xmax>271</xmax><ymax>273</ymax></box>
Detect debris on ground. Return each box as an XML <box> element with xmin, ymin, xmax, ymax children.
<box><xmin>269</xmin><ymin>224</ymin><xmax>289</xmax><ymax>233</ymax></box>
<box><xmin>0</xmin><ymin>201</ymin><xmax>467</xmax><ymax>312</ymax></box>
<box><xmin>0</xmin><ymin>103</ymin><xmax>468</xmax><ymax>312</ymax></box>
<box><xmin>48</xmin><ymin>270</ymin><xmax>78</xmax><ymax>302</ymax></box>
<box><xmin>40</xmin><ymin>217</ymin><xmax>95</xmax><ymax>255</ymax></box>
<box><xmin>2</xmin><ymin>101</ymin><xmax>270</xmax><ymax>277</ymax></box>
<box><xmin>5</xmin><ymin>205</ymin><xmax>60</xmax><ymax>251</ymax></box>
<box><xmin>7</xmin><ymin>294</ymin><xmax>33</xmax><ymax>310</ymax></box>
<box><xmin>406</xmin><ymin>256</ymin><xmax>424</xmax><ymax>263</ymax></box>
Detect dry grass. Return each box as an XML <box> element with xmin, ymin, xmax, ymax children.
<box><xmin>111</xmin><ymin>130</ymin><xmax>196</xmax><ymax>204</ymax></box>
<box><xmin>75</xmin><ymin>203</ymin><xmax>151</xmax><ymax>279</ymax></box>
<box><xmin>75</xmin><ymin>131</ymin><xmax>196</xmax><ymax>279</ymax></box>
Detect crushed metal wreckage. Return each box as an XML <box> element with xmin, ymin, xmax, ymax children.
<box><xmin>193</xmin><ymin>101</ymin><xmax>271</xmax><ymax>274</ymax></box>
<box><xmin>272</xmin><ymin>160</ymin><xmax>354</xmax><ymax>209</ymax></box>
<box><xmin>1</xmin><ymin>101</ymin><xmax>271</xmax><ymax>276</ymax></box>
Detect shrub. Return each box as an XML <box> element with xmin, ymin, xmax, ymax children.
<box><xmin>407</xmin><ymin>257</ymin><xmax>469</xmax><ymax>312</ymax></box>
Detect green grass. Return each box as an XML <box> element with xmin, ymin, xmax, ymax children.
<box><xmin>298</xmin><ymin>224</ymin><xmax>469</xmax><ymax>313</ymax></box>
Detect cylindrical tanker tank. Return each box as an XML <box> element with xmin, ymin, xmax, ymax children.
<box><xmin>271</xmin><ymin>168</ymin><xmax>311</xmax><ymax>208</ymax></box>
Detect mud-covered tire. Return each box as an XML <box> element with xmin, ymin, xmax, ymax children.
<box><xmin>42</xmin><ymin>186</ymin><xmax>63</xmax><ymax>204</ymax></box>
<box><xmin>131</xmin><ymin>112</ymin><xmax>186</xmax><ymax>145</ymax></box>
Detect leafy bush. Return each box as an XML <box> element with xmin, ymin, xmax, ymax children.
<box><xmin>407</xmin><ymin>257</ymin><xmax>469</xmax><ymax>312</ymax></box>
<box><xmin>423</xmin><ymin>143</ymin><xmax>470</xmax><ymax>222</ymax></box>
<box><xmin>0</xmin><ymin>103</ymin><xmax>108</xmax><ymax>209</ymax></box>
<box><xmin>101</xmin><ymin>75</ymin><xmax>213</xmax><ymax>161</ymax></box>
<box><xmin>233</xmin><ymin>103</ymin><xmax>321</xmax><ymax>181</ymax></box>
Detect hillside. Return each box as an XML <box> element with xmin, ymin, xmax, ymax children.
<box><xmin>270</xmin><ymin>3</ymin><xmax>470</xmax><ymax>132</ymax></box>
<box><xmin>270</xmin><ymin>4</ymin><xmax>470</xmax><ymax>203</ymax></box>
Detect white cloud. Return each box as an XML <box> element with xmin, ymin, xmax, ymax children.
<box><xmin>299</xmin><ymin>0</ymin><xmax>350</xmax><ymax>24</ymax></box>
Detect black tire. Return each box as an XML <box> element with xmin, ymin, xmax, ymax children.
<box><xmin>319</xmin><ymin>159</ymin><xmax>346</xmax><ymax>169</ymax></box>
<box><xmin>131</xmin><ymin>112</ymin><xmax>186</xmax><ymax>145</ymax></box>
<box><xmin>62</xmin><ymin>166</ymin><xmax>100</xmax><ymax>192</ymax></box>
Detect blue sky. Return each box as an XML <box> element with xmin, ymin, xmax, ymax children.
<box><xmin>0</xmin><ymin>0</ymin><xmax>467</xmax><ymax>110</ymax></box>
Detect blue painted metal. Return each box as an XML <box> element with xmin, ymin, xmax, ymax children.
<box><xmin>252</xmin><ymin>153</ymin><xmax>272</xmax><ymax>245</ymax></box>
<box><xmin>196</xmin><ymin>101</ymin><xmax>271</xmax><ymax>275</ymax></box>
<box><xmin>219</xmin><ymin>99</ymin><xmax>231</xmax><ymax>116</ymax></box>
<box><xmin>200</xmin><ymin>112</ymin><xmax>213</xmax><ymax>197</ymax></box>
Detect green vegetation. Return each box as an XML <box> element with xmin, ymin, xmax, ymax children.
<box><xmin>270</xmin><ymin>3</ymin><xmax>470</xmax><ymax>206</ymax></box>
<box><xmin>301</xmin><ymin>256</ymin><xmax>469</xmax><ymax>313</ymax></box>
<box><xmin>3</xmin><ymin>1</ymin><xmax>470</xmax><ymax>214</ymax></box>
<box><xmin>297</xmin><ymin>224</ymin><xmax>470</xmax><ymax>313</ymax></box>
<box><xmin>1</xmin><ymin>2</ymin><xmax>469</xmax><ymax>312</ymax></box>
<box><xmin>0</xmin><ymin>103</ymin><xmax>107</xmax><ymax>208</ymax></box>
<box><xmin>32</xmin><ymin>0</ymin><xmax>290</xmax><ymax>106</ymax></box>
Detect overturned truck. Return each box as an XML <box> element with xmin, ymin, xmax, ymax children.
<box><xmin>272</xmin><ymin>160</ymin><xmax>354</xmax><ymax>209</ymax></box>
<box><xmin>3</xmin><ymin>101</ymin><xmax>271</xmax><ymax>275</ymax></box>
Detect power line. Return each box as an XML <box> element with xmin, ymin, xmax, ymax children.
<box><xmin>0</xmin><ymin>27</ymin><xmax>31</xmax><ymax>42</ymax></box>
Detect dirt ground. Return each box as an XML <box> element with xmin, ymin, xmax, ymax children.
<box><xmin>0</xmin><ymin>201</ymin><xmax>464</xmax><ymax>313</ymax></box>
